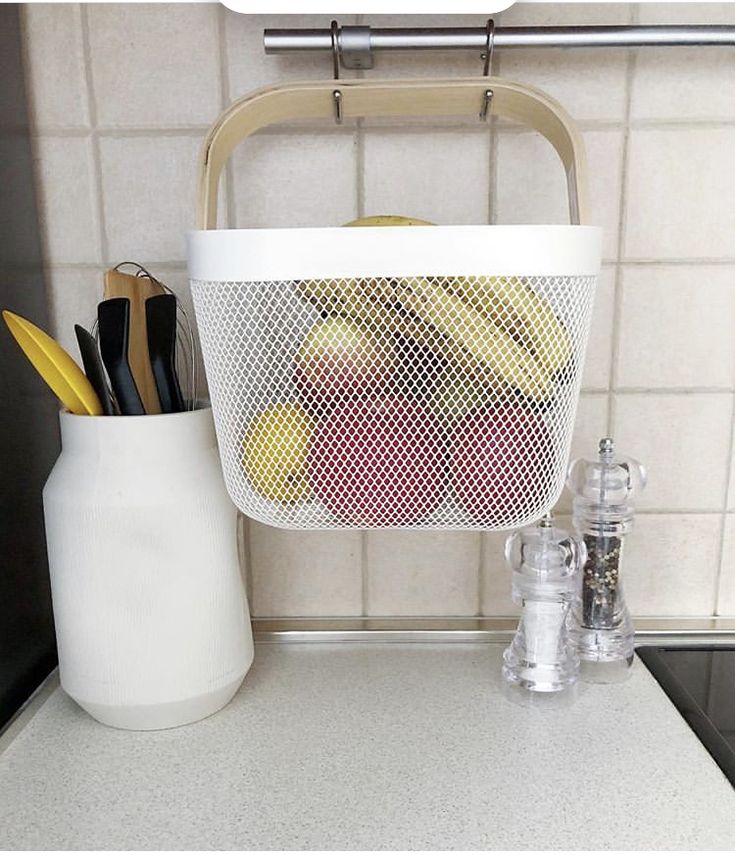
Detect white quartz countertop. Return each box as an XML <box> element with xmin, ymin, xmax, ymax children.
<box><xmin>1</xmin><ymin>641</ymin><xmax>734</xmax><ymax>850</ymax></box>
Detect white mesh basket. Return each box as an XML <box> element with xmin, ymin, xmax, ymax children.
<box><xmin>188</xmin><ymin>78</ymin><xmax>602</xmax><ymax>531</ymax></box>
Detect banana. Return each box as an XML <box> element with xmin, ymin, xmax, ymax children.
<box><xmin>392</xmin><ymin>278</ymin><xmax>554</xmax><ymax>401</ymax></box>
<box><xmin>294</xmin><ymin>277</ymin><xmax>491</xmax><ymax>382</ymax></box>
<box><xmin>446</xmin><ymin>276</ymin><xmax>572</xmax><ymax>374</ymax></box>
<box><xmin>344</xmin><ymin>215</ymin><xmax>434</xmax><ymax>227</ymax></box>
<box><xmin>294</xmin><ymin>215</ymin><xmax>554</xmax><ymax>399</ymax></box>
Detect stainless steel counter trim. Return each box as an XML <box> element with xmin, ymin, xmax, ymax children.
<box><xmin>252</xmin><ymin>617</ymin><xmax>735</xmax><ymax>645</ymax></box>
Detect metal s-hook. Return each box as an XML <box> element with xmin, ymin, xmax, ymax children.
<box><xmin>481</xmin><ymin>18</ymin><xmax>495</xmax><ymax>76</ymax></box>
<box><xmin>479</xmin><ymin>18</ymin><xmax>495</xmax><ymax>121</ymax></box>
<box><xmin>330</xmin><ymin>19</ymin><xmax>342</xmax><ymax>124</ymax></box>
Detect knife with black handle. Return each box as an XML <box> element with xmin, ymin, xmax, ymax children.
<box><xmin>98</xmin><ymin>297</ymin><xmax>145</xmax><ymax>416</ymax></box>
<box><xmin>145</xmin><ymin>294</ymin><xmax>185</xmax><ymax>414</ymax></box>
<box><xmin>74</xmin><ymin>324</ymin><xmax>115</xmax><ymax>415</ymax></box>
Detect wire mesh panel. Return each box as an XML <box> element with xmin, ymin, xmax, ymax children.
<box><xmin>191</xmin><ymin>270</ymin><xmax>596</xmax><ymax>530</ymax></box>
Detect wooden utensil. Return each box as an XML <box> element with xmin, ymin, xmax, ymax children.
<box><xmin>104</xmin><ymin>269</ymin><xmax>165</xmax><ymax>414</ymax></box>
<box><xmin>2</xmin><ymin>310</ymin><xmax>103</xmax><ymax>415</ymax></box>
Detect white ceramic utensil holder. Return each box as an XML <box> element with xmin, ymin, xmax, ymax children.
<box><xmin>42</xmin><ymin>405</ymin><xmax>254</xmax><ymax>731</ymax></box>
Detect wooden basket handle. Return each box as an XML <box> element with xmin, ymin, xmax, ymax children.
<box><xmin>196</xmin><ymin>77</ymin><xmax>589</xmax><ymax>230</ymax></box>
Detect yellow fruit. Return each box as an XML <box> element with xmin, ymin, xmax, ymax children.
<box><xmin>242</xmin><ymin>403</ymin><xmax>313</xmax><ymax>502</ymax></box>
<box><xmin>343</xmin><ymin>215</ymin><xmax>434</xmax><ymax>227</ymax></box>
<box><xmin>393</xmin><ymin>277</ymin><xmax>554</xmax><ymax>401</ymax></box>
<box><xmin>447</xmin><ymin>276</ymin><xmax>572</xmax><ymax>373</ymax></box>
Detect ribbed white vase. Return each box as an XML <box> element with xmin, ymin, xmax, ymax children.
<box><xmin>42</xmin><ymin>405</ymin><xmax>254</xmax><ymax>730</ymax></box>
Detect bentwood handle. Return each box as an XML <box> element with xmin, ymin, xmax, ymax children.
<box><xmin>196</xmin><ymin>77</ymin><xmax>589</xmax><ymax>230</ymax></box>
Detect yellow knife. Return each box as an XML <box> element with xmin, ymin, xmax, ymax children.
<box><xmin>3</xmin><ymin>310</ymin><xmax>103</xmax><ymax>415</ymax></box>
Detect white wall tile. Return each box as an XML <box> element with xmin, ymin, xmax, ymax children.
<box><xmin>637</xmin><ymin>2</ymin><xmax>735</xmax><ymax>22</ymax></box>
<box><xmin>717</xmin><ymin>514</ymin><xmax>735</xmax><ymax>615</ymax></box>
<box><xmin>99</xmin><ymin>135</ymin><xmax>201</xmax><ymax>262</ymax></box>
<box><xmin>22</xmin><ymin>5</ymin><xmax>89</xmax><ymax>130</ymax></box>
<box><xmin>497</xmin><ymin>3</ymin><xmax>632</xmax><ymax>123</ymax></box>
<box><xmin>366</xmin><ymin>531</ymin><xmax>480</xmax><ymax>616</ymax></box>
<box><xmin>225</xmin><ymin>14</ymin><xmax>358</xmax><ymax>101</ymax></box>
<box><xmin>624</xmin><ymin>514</ymin><xmax>720</xmax><ymax>616</ymax></box>
<box><xmin>582</xmin><ymin>265</ymin><xmax>615</xmax><ymax>391</ymax></box>
<box><xmin>34</xmin><ymin>137</ymin><xmax>101</xmax><ymax>265</ymax></box>
<box><xmin>249</xmin><ymin>523</ymin><xmax>362</xmax><ymax>616</ymax></box>
<box><xmin>232</xmin><ymin>132</ymin><xmax>358</xmax><ymax>228</ymax></box>
<box><xmin>481</xmin><ymin>530</ymin><xmax>517</xmax><ymax>616</ymax></box>
<box><xmin>617</xmin><ymin>265</ymin><xmax>735</xmax><ymax>390</ymax></box>
<box><xmin>87</xmin><ymin>4</ymin><xmax>221</xmax><ymax>128</ymax></box>
<box><xmin>495</xmin><ymin>129</ymin><xmax>623</xmax><ymax>260</ymax></box>
<box><xmin>45</xmin><ymin>266</ymin><xmax>103</xmax><ymax>356</ymax></box>
<box><xmin>363</xmin><ymin>130</ymin><xmax>490</xmax><ymax>224</ymax></box>
<box><xmin>631</xmin><ymin>3</ymin><xmax>735</xmax><ymax>121</ymax></box>
<box><xmin>631</xmin><ymin>51</ymin><xmax>735</xmax><ymax>123</ymax></box>
<box><xmin>613</xmin><ymin>393</ymin><xmax>732</xmax><ymax>510</ymax></box>
<box><xmin>556</xmin><ymin>393</ymin><xmax>610</xmax><ymax>514</ymax></box>
<box><xmin>729</xmin><ymin>448</ymin><xmax>735</xmax><ymax>512</ymax></box>
<box><xmin>624</xmin><ymin>127</ymin><xmax>735</xmax><ymax>260</ymax></box>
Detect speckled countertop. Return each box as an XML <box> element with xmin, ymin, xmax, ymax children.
<box><xmin>1</xmin><ymin>641</ymin><xmax>734</xmax><ymax>850</ymax></box>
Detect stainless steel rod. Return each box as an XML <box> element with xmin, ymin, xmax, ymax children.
<box><xmin>264</xmin><ymin>24</ymin><xmax>735</xmax><ymax>54</ymax></box>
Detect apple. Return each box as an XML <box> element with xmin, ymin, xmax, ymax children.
<box><xmin>294</xmin><ymin>316</ymin><xmax>395</xmax><ymax>411</ymax></box>
<box><xmin>451</xmin><ymin>406</ymin><xmax>553</xmax><ymax>525</ymax></box>
<box><xmin>242</xmin><ymin>402</ymin><xmax>314</xmax><ymax>503</ymax></box>
<box><xmin>307</xmin><ymin>396</ymin><xmax>447</xmax><ymax>526</ymax></box>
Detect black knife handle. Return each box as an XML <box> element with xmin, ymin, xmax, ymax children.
<box><xmin>98</xmin><ymin>298</ymin><xmax>145</xmax><ymax>416</ymax></box>
<box><xmin>145</xmin><ymin>294</ymin><xmax>185</xmax><ymax>414</ymax></box>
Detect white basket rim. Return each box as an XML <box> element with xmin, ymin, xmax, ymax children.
<box><xmin>187</xmin><ymin>224</ymin><xmax>602</xmax><ymax>282</ymax></box>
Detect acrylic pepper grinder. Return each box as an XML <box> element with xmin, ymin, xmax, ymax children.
<box><xmin>502</xmin><ymin>513</ymin><xmax>585</xmax><ymax>705</ymax></box>
<box><xmin>567</xmin><ymin>437</ymin><xmax>647</xmax><ymax>683</ymax></box>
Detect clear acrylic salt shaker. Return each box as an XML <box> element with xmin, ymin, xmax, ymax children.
<box><xmin>567</xmin><ymin>437</ymin><xmax>647</xmax><ymax>682</ymax></box>
<box><xmin>502</xmin><ymin>513</ymin><xmax>585</xmax><ymax>705</ymax></box>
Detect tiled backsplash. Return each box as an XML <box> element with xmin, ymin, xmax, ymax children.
<box><xmin>21</xmin><ymin>3</ymin><xmax>735</xmax><ymax>619</ymax></box>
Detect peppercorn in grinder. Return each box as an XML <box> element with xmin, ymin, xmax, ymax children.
<box><xmin>567</xmin><ymin>438</ymin><xmax>646</xmax><ymax>683</ymax></box>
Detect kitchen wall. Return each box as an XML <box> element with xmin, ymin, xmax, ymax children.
<box><xmin>21</xmin><ymin>2</ymin><xmax>735</xmax><ymax>620</ymax></box>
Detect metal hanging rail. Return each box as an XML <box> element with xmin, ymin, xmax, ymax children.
<box><xmin>264</xmin><ymin>23</ymin><xmax>735</xmax><ymax>70</ymax></box>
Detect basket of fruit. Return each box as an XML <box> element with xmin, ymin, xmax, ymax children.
<box><xmin>188</xmin><ymin>78</ymin><xmax>602</xmax><ymax>530</ymax></box>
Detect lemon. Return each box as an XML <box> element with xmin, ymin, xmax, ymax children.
<box><xmin>242</xmin><ymin>402</ymin><xmax>313</xmax><ymax>503</ymax></box>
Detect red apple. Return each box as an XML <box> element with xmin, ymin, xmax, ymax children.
<box><xmin>308</xmin><ymin>396</ymin><xmax>447</xmax><ymax>526</ymax></box>
<box><xmin>294</xmin><ymin>316</ymin><xmax>395</xmax><ymax>412</ymax></box>
<box><xmin>451</xmin><ymin>406</ymin><xmax>554</xmax><ymax>526</ymax></box>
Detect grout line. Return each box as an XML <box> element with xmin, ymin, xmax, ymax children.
<box><xmin>713</xmin><ymin>382</ymin><xmax>735</xmax><ymax>614</ymax></box>
<box><xmin>487</xmin><ymin>46</ymin><xmax>501</xmax><ymax>225</ymax></box>
<box><xmin>30</xmin><ymin>118</ymin><xmax>735</xmax><ymax>138</ymax></box>
<box><xmin>79</xmin><ymin>6</ymin><xmax>108</xmax><ymax>268</ymax></box>
<box><xmin>614</xmin><ymin>386</ymin><xmax>735</xmax><ymax>395</ymax></box>
<box><xmin>486</xmin><ymin>115</ymin><xmax>495</xmax><ymax>225</ymax></box>
<box><xmin>217</xmin><ymin>5</ymin><xmax>237</xmax><ymax>230</ymax></box>
<box><xmin>242</xmin><ymin>515</ymin><xmax>255</xmax><ymax>610</ymax></box>
<box><xmin>635</xmin><ymin>509</ymin><xmax>729</xmax><ymax>516</ymax></box>
<box><xmin>476</xmin><ymin>533</ymin><xmax>486</xmax><ymax>617</ymax></box>
<box><xmin>361</xmin><ymin>531</ymin><xmax>369</xmax><ymax>617</ymax></box>
<box><xmin>619</xmin><ymin>258</ymin><xmax>735</xmax><ymax>267</ymax></box>
<box><xmin>45</xmin><ymin>261</ymin><xmax>188</xmax><ymax>271</ymax></box>
<box><xmin>356</xmin><ymin>120</ymin><xmax>365</xmax><ymax>218</ymax></box>
<box><xmin>354</xmin><ymin>61</ymin><xmax>366</xmax><ymax>219</ymax></box>
<box><xmin>607</xmin><ymin>42</ymin><xmax>637</xmax><ymax>434</ymax></box>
